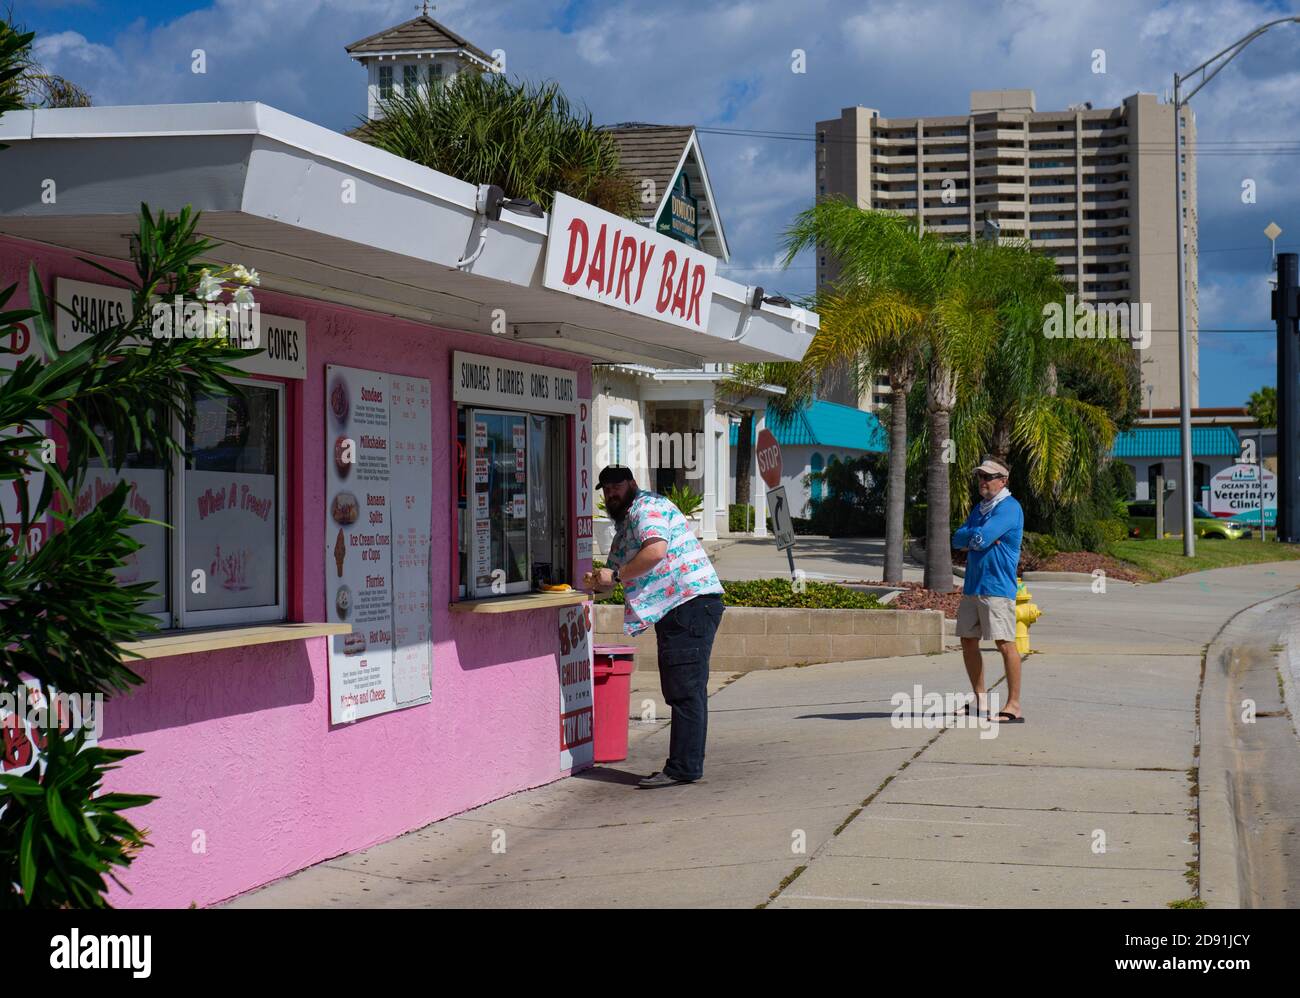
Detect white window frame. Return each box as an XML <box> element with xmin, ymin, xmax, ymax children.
<box><xmin>609</xmin><ymin>415</ymin><xmax>631</xmax><ymax>466</ymax></box>
<box><xmin>173</xmin><ymin>377</ymin><xmax>287</xmax><ymax>629</ymax></box>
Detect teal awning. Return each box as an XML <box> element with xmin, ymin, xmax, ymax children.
<box><xmin>1110</xmin><ymin>425</ymin><xmax>1240</xmax><ymax>459</ymax></box>
<box><xmin>729</xmin><ymin>399</ymin><xmax>887</xmax><ymax>452</ymax></box>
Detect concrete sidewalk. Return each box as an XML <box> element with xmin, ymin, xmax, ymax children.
<box><xmin>225</xmin><ymin>562</ymin><xmax>1300</xmax><ymax>908</ymax></box>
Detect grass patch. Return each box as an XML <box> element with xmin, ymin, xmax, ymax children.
<box><xmin>1106</xmin><ymin>538</ymin><xmax>1300</xmax><ymax>582</ymax></box>
<box><xmin>1167</xmin><ymin>897</ymin><xmax>1208</xmax><ymax>909</ymax></box>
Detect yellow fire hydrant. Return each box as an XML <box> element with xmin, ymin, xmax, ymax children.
<box><xmin>1015</xmin><ymin>577</ymin><xmax>1041</xmax><ymax>656</ymax></box>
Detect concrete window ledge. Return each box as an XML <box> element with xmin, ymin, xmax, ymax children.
<box><xmin>450</xmin><ymin>591</ymin><xmax>590</xmax><ymax>614</ymax></box>
<box><xmin>593</xmin><ymin>604</ymin><xmax>945</xmax><ymax>672</ymax></box>
<box><xmin>119</xmin><ymin>622</ymin><xmax>351</xmax><ymax>661</ymax></box>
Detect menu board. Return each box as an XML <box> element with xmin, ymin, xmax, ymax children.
<box><xmin>390</xmin><ymin>376</ymin><xmax>433</xmax><ymax>707</ymax></box>
<box><xmin>325</xmin><ymin>366</ymin><xmax>433</xmax><ymax>724</ymax></box>
<box><xmin>557</xmin><ymin>601</ymin><xmax>595</xmax><ymax>772</ymax></box>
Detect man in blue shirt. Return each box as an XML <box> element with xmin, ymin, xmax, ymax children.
<box><xmin>951</xmin><ymin>459</ymin><xmax>1025</xmax><ymax>723</ymax></box>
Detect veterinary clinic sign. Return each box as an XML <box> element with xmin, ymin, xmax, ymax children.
<box><xmin>543</xmin><ymin>192</ymin><xmax>716</xmax><ymax>332</ymax></box>
<box><xmin>1208</xmin><ymin>463</ymin><xmax>1277</xmax><ymax>516</ymax></box>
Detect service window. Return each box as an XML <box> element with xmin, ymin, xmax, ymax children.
<box><xmin>83</xmin><ymin>415</ymin><xmax>172</xmax><ymax>623</ymax></box>
<box><xmin>181</xmin><ymin>380</ymin><xmax>285</xmax><ymax>626</ymax></box>
<box><xmin>457</xmin><ymin>405</ymin><xmax>569</xmax><ymax>600</ymax></box>
<box><xmin>76</xmin><ymin>378</ymin><xmax>286</xmax><ymax>630</ymax></box>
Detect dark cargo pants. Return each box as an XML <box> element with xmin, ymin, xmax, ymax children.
<box><xmin>653</xmin><ymin>594</ymin><xmax>725</xmax><ymax>781</ymax></box>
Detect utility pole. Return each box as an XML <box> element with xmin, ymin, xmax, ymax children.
<box><xmin>1274</xmin><ymin>252</ymin><xmax>1299</xmax><ymax>543</ymax></box>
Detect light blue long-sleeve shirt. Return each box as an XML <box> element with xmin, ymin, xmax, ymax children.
<box><xmin>952</xmin><ymin>494</ymin><xmax>1024</xmax><ymax>599</ymax></box>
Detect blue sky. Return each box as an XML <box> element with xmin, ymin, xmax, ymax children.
<box><xmin>17</xmin><ymin>0</ymin><xmax>1298</xmax><ymax>407</ymax></box>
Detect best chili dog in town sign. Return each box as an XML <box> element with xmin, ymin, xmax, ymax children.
<box><xmin>542</xmin><ymin>192</ymin><xmax>717</xmax><ymax>332</ymax></box>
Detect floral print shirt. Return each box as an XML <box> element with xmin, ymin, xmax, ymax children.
<box><xmin>607</xmin><ymin>490</ymin><xmax>723</xmax><ymax>635</ymax></box>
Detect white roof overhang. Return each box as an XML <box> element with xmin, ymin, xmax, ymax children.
<box><xmin>0</xmin><ymin>102</ymin><xmax>812</xmax><ymax>366</ymax></box>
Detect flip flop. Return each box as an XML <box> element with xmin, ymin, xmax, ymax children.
<box><xmin>993</xmin><ymin>711</ymin><xmax>1024</xmax><ymax>724</ymax></box>
<box><xmin>952</xmin><ymin>697</ymin><xmax>986</xmax><ymax>718</ymax></box>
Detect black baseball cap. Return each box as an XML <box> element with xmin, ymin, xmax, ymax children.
<box><xmin>597</xmin><ymin>465</ymin><xmax>635</xmax><ymax>488</ymax></box>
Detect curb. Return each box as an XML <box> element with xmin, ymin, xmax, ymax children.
<box><xmin>1198</xmin><ymin>627</ymin><xmax>1241</xmax><ymax>909</ymax></box>
<box><xmin>1021</xmin><ymin>571</ymin><xmax>1101</xmax><ymax>583</ymax></box>
<box><xmin>1197</xmin><ymin>587</ymin><xmax>1300</xmax><ymax>908</ymax></box>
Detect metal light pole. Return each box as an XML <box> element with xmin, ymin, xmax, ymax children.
<box><xmin>1171</xmin><ymin>15</ymin><xmax>1300</xmax><ymax>557</ymax></box>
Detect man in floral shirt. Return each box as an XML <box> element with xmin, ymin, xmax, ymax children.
<box><xmin>584</xmin><ymin>466</ymin><xmax>724</xmax><ymax>788</ymax></box>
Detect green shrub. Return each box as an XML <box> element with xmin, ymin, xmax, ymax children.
<box><xmin>596</xmin><ymin>578</ymin><xmax>883</xmax><ymax>610</ymax></box>
<box><xmin>728</xmin><ymin>503</ymin><xmax>755</xmax><ymax>532</ymax></box>
<box><xmin>805</xmin><ymin>454</ymin><xmax>888</xmax><ymax>537</ymax></box>
<box><xmin>663</xmin><ymin>483</ymin><xmax>702</xmax><ymax>518</ymax></box>
<box><xmin>1024</xmin><ymin>532</ymin><xmax>1058</xmax><ymax>561</ymax></box>
<box><xmin>1017</xmin><ymin>531</ymin><xmax>1058</xmax><ymax>571</ymax></box>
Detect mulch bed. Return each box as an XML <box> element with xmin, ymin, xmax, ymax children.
<box><xmin>849</xmin><ymin>580</ymin><xmax>965</xmax><ymax>619</ymax></box>
<box><xmin>888</xmin><ymin>581</ymin><xmax>965</xmax><ymax>618</ymax></box>
<box><xmin>1036</xmin><ymin>551</ymin><xmax>1143</xmax><ymax>582</ymax></box>
<box><xmin>845</xmin><ymin>549</ymin><xmax>1144</xmax><ymax>620</ymax></box>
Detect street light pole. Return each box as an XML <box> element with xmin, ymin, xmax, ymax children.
<box><xmin>1172</xmin><ymin>74</ymin><xmax>1194</xmax><ymax>556</ymax></box>
<box><xmin>1170</xmin><ymin>14</ymin><xmax>1300</xmax><ymax>557</ymax></box>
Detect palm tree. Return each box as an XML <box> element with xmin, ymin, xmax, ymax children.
<box><xmin>1247</xmin><ymin>385</ymin><xmax>1277</xmax><ymax>429</ymax></box>
<box><xmin>718</xmin><ymin>361</ymin><xmax>814</xmax><ymax>517</ymax></box>
<box><xmin>948</xmin><ymin>242</ymin><xmax>1131</xmax><ymax>519</ymax></box>
<box><xmin>784</xmin><ymin>203</ymin><xmax>999</xmax><ymax>590</ymax></box>
<box><xmin>0</xmin><ymin>15</ymin><xmax>90</xmax><ymax>111</ymax></box>
<box><xmin>783</xmin><ymin>206</ymin><xmax>928</xmax><ymax>583</ymax></box>
<box><xmin>360</xmin><ymin>70</ymin><xmax>637</xmax><ymax>217</ymax></box>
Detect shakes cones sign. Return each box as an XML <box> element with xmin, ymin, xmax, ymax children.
<box><xmin>543</xmin><ymin>192</ymin><xmax>717</xmax><ymax>332</ymax></box>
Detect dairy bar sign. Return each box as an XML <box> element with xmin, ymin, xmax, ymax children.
<box><xmin>543</xmin><ymin>192</ymin><xmax>717</xmax><ymax>332</ymax></box>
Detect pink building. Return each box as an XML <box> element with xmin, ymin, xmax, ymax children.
<box><xmin>0</xmin><ymin>102</ymin><xmax>811</xmax><ymax>907</ymax></box>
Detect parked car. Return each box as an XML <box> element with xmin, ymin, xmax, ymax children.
<box><xmin>1125</xmin><ymin>500</ymin><xmax>1251</xmax><ymax>539</ymax></box>
<box><xmin>1228</xmin><ymin>507</ymin><xmax>1275</xmax><ymax>529</ymax></box>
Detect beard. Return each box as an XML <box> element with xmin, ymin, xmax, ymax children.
<box><xmin>606</xmin><ymin>488</ymin><xmax>637</xmax><ymax>522</ymax></box>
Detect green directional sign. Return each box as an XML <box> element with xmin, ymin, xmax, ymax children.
<box><xmin>657</xmin><ymin>172</ymin><xmax>699</xmax><ymax>248</ymax></box>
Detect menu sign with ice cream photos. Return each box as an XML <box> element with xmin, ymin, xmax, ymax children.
<box><xmin>325</xmin><ymin>366</ymin><xmax>433</xmax><ymax>724</ymax></box>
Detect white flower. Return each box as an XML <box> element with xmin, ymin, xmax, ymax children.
<box><xmin>196</xmin><ymin>269</ymin><xmax>223</xmax><ymax>302</ymax></box>
<box><xmin>232</xmin><ymin>285</ymin><xmax>255</xmax><ymax>307</ymax></box>
<box><xmin>230</xmin><ymin>264</ymin><xmax>260</xmax><ymax>286</ymax></box>
<box><xmin>203</xmin><ymin>305</ymin><xmax>228</xmax><ymax>340</ymax></box>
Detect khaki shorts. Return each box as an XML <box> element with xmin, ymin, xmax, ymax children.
<box><xmin>956</xmin><ymin>594</ymin><xmax>1016</xmax><ymax>642</ymax></box>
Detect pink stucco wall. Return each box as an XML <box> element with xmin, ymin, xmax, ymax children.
<box><xmin>0</xmin><ymin>236</ymin><xmax>594</xmax><ymax>908</ymax></box>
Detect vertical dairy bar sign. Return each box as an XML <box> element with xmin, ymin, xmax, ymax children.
<box><xmin>574</xmin><ymin>398</ymin><xmax>593</xmax><ymax>559</ymax></box>
<box><xmin>325</xmin><ymin>366</ymin><xmax>433</xmax><ymax>724</ymax></box>
<box><xmin>557</xmin><ymin>601</ymin><xmax>595</xmax><ymax>771</ymax></box>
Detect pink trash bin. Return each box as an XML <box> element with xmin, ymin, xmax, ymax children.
<box><xmin>592</xmin><ymin>644</ymin><xmax>637</xmax><ymax>763</ymax></box>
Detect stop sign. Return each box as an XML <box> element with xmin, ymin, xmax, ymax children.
<box><xmin>755</xmin><ymin>428</ymin><xmax>782</xmax><ymax>489</ymax></box>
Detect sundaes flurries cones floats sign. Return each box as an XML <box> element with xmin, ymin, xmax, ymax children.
<box><xmin>543</xmin><ymin>192</ymin><xmax>717</xmax><ymax>332</ymax></box>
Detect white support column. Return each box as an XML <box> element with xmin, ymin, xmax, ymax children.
<box><xmin>700</xmin><ymin>397</ymin><xmax>718</xmax><ymax>541</ymax></box>
<box><xmin>752</xmin><ymin>408</ymin><xmax>768</xmax><ymax>537</ymax></box>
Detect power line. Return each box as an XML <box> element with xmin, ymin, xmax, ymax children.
<box><xmin>695</xmin><ymin>123</ymin><xmax>1300</xmax><ymax>156</ymax></box>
